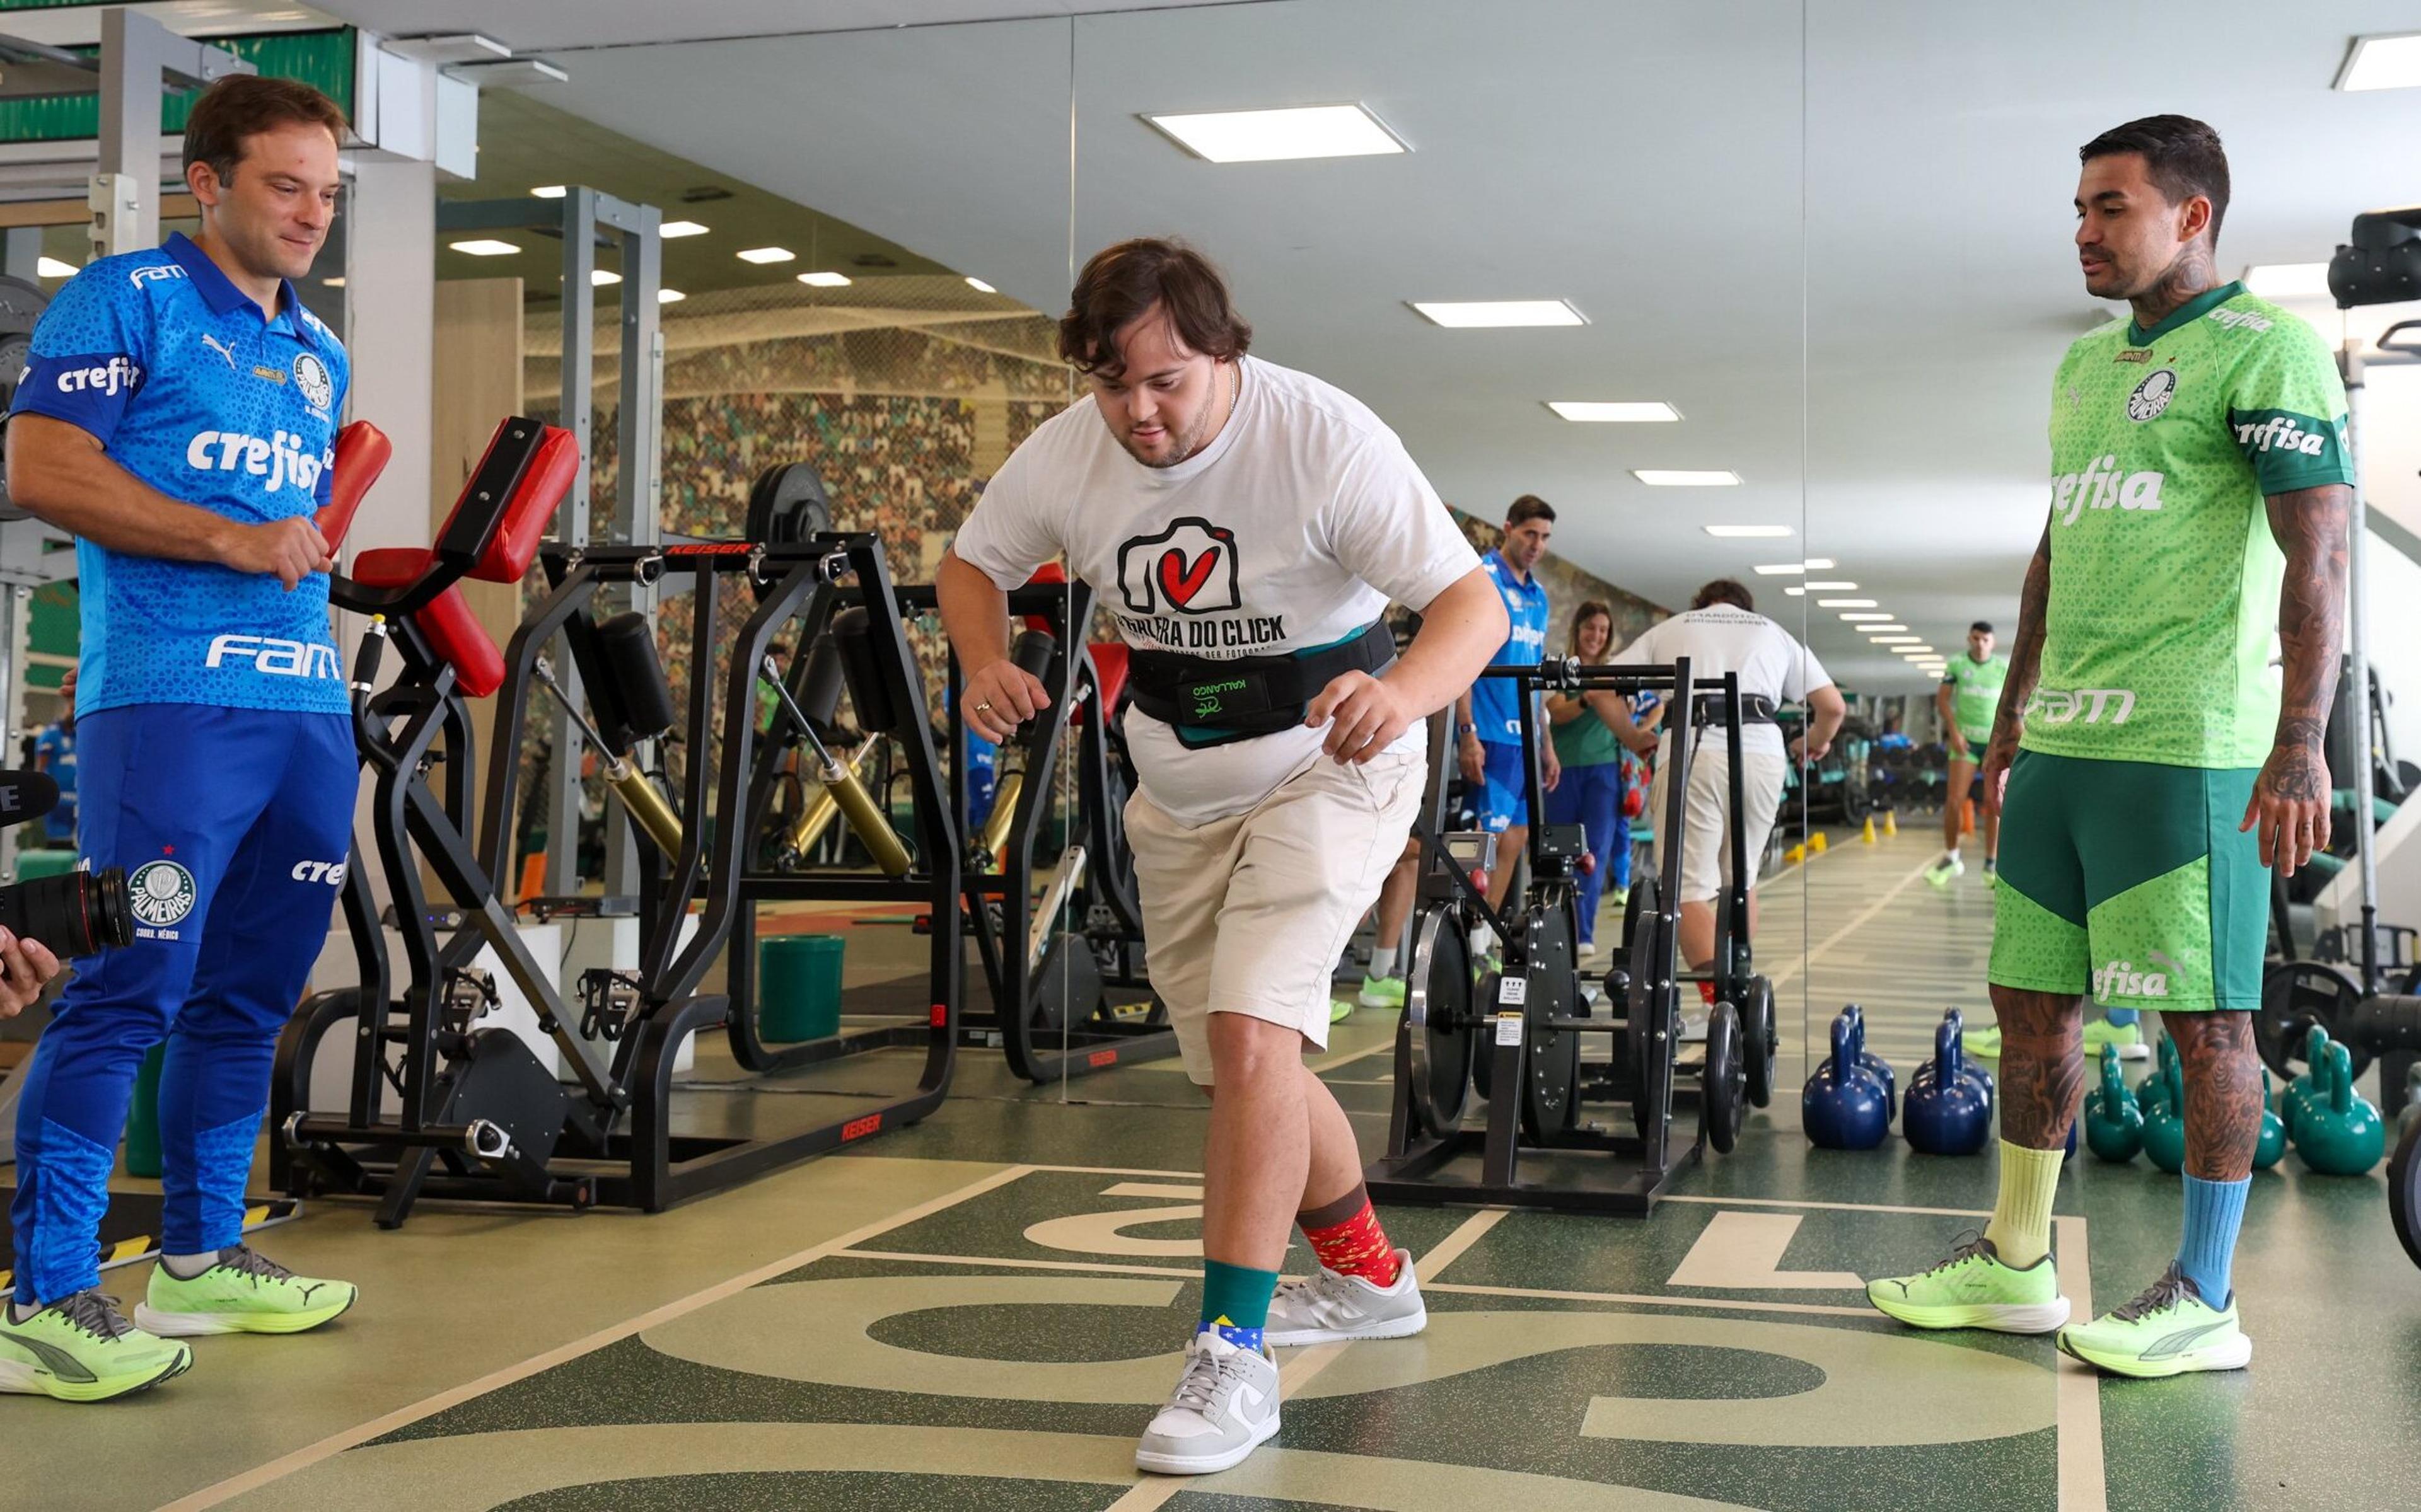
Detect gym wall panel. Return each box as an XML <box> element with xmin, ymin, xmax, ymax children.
<box><xmin>433</xmin><ymin>276</ymin><xmax>526</xmax><ymax>853</ymax></box>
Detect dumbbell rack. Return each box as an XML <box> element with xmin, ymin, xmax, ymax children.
<box><xmin>1366</xmin><ymin>657</ymin><xmax>1729</xmax><ymax>1215</ymax></box>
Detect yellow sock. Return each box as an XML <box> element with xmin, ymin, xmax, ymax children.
<box><xmin>1982</xmin><ymin>1140</ymin><xmax>2063</xmax><ymax>1269</ymax></box>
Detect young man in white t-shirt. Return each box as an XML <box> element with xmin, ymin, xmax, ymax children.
<box><xmin>1592</xmin><ymin>580</ymin><xmax>1845</xmax><ymax>1021</ymax></box>
<box><xmin>939</xmin><ymin>239</ymin><xmax>1504</xmax><ymax>1477</ymax></box>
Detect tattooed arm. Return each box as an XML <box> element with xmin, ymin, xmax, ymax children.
<box><xmin>2246</xmin><ymin>483</ymin><xmax>2352</xmax><ymax>876</ymax></box>
<box><xmin>1980</xmin><ymin>526</ymin><xmax>2052</xmax><ymax>817</ymax></box>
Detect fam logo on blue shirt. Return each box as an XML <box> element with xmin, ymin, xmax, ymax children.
<box><xmin>1472</xmin><ymin>549</ymin><xmax>1550</xmax><ymax>743</ymax></box>
<box><xmin>9</xmin><ymin>233</ymin><xmax>351</xmax><ymax>718</ymax></box>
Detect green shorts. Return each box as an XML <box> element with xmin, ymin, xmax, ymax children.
<box><xmin>1958</xmin><ymin>737</ymin><xmax>1988</xmax><ymax>765</ymax></box>
<box><xmin>1987</xmin><ymin>751</ymin><xmax>2264</xmax><ymax>1012</ymax></box>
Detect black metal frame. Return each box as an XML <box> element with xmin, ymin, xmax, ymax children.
<box><xmin>1367</xmin><ymin>655</ymin><xmax>1719</xmax><ymax>1215</ymax></box>
<box><xmin>273</xmin><ymin>527</ymin><xmax>957</xmax><ymax>1225</ymax></box>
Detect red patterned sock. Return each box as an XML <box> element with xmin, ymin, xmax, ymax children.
<box><xmin>1698</xmin><ymin>978</ymin><xmax>1718</xmax><ymax>1006</ymax></box>
<box><xmin>1298</xmin><ymin>1184</ymin><xmax>1401</xmax><ymax>1287</ymax></box>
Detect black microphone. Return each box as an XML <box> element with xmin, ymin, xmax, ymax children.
<box><xmin>0</xmin><ymin>770</ymin><xmax>58</xmax><ymax>829</ymax></box>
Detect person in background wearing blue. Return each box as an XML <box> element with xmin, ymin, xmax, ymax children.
<box><xmin>0</xmin><ymin>73</ymin><xmax>361</xmax><ymax>1404</ymax></box>
<box><xmin>1545</xmin><ymin>603</ymin><xmax>1664</xmax><ymax>959</ymax></box>
<box><xmin>33</xmin><ymin>666</ymin><xmax>76</xmax><ymax>848</ymax></box>
<box><xmin>1455</xmin><ymin>496</ymin><xmax>1558</xmax><ymax>929</ymax></box>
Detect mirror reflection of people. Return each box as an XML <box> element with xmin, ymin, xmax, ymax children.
<box><xmin>1866</xmin><ymin>114</ymin><xmax>2352</xmax><ymax>1385</ymax></box>
<box><xmin>1545</xmin><ymin>601</ymin><xmax>1656</xmax><ymax>961</ymax></box>
<box><xmin>1925</xmin><ymin>621</ymin><xmax>2009</xmax><ymax>889</ymax></box>
<box><xmin>939</xmin><ymin>239</ymin><xmax>1504</xmax><ymax>1478</ymax></box>
<box><xmin>1589</xmin><ymin>579</ymin><xmax>1843</xmax><ymax>1033</ymax></box>
<box><xmin>0</xmin><ymin>75</ymin><xmax>361</xmax><ymax>1402</ymax></box>
<box><xmin>1455</xmin><ymin>497</ymin><xmax>1559</xmax><ymax>927</ymax></box>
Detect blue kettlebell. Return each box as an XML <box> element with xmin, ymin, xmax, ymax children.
<box><xmin>1937</xmin><ymin>1007</ymin><xmax>1995</xmax><ymax>1114</ymax></box>
<box><xmin>2140</xmin><ymin>1057</ymin><xmax>2186</xmax><ymax>1174</ymax></box>
<box><xmin>1804</xmin><ymin>1009</ymin><xmax>1891</xmax><ymax>1150</ymax></box>
<box><xmin>1843</xmin><ymin>1005</ymin><xmax>1898</xmax><ymax>1122</ymax></box>
<box><xmin>1904</xmin><ymin>1013</ymin><xmax>1992</xmax><ymax>1155</ymax></box>
<box><xmin>2253</xmin><ymin>1068</ymin><xmax>2287</xmax><ymax>1170</ymax></box>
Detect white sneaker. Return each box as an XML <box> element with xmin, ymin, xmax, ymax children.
<box><xmin>1135</xmin><ymin>1329</ymin><xmax>1283</xmax><ymax>1476</ymax></box>
<box><xmin>1265</xmin><ymin>1250</ymin><xmax>1428</xmax><ymax>1347</ymax></box>
<box><xmin>1679</xmin><ymin>1006</ymin><xmax>1709</xmax><ymax>1042</ymax></box>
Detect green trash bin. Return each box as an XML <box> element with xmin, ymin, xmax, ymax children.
<box><xmin>758</xmin><ymin>933</ymin><xmax>844</xmax><ymax>1043</ymax></box>
<box><xmin>125</xmin><ymin>1043</ymin><xmax>165</xmax><ymax>1179</ymax></box>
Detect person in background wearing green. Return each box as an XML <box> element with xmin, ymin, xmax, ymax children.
<box><xmin>1925</xmin><ymin>621</ymin><xmax>2009</xmax><ymax>889</ymax></box>
<box><xmin>1545</xmin><ymin>602</ymin><xmax>1659</xmax><ymax>961</ymax></box>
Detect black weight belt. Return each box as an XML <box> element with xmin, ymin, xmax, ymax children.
<box><xmin>1691</xmin><ymin>691</ymin><xmax>1778</xmax><ymax>727</ymax></box>
<box><xmin>1126</xmin><ymin>622</ymin><xmax>1395</xmax><ymax>747</ymax></box>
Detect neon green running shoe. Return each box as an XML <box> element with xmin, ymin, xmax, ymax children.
<box><xmin>1923</xmin><ymin>855</ymin><xmax>1964</xmax><ymax>889</ymax></box>
<box><xmin>1330</xmin><ymin>998</ymin><xmax>1356</xmax><ymax>1024</ymax></box>
<box><xmin>1866</xmin><ymin>1233</ymin><xmax>2070</xmax><ymax>1334</ymax></box>
<box><xmin>1966</xmin><ymin>1025</ymin><xmax>2004</xmax><ymax>1058</ymax></box>
<box><xmin>1357</xmin><ymin>974</ymin><xmax>1406</xmax><ymax>1010</ymax></box>
<box><xmin>0</xmin><ymin>1291</ymin><xmax>191</xmax><ymax>1402</ymax></box>
<box><xmin>2057</xmin><ymin>1264</ymin><xmax>2250</xmax><ymax>1378</ymax></box>
<box><xmin>136</xmin><ymin>1247</ymin><xmax>357</xmax><ymax>1337</ymax></box>
<box><xmin>2082</xmin><ymin>1017</ymin><xmax>2148</xmax><ymax>1061</ymax></box>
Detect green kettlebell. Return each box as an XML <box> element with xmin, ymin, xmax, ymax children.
<box><xmin>2253</xmin><ymin>1068</ymin><xmax>2287</xmax><ymax>1170</ymax></box>
<box><xmin>2082</xmin><ymin>1042</ymin><xmax>2144</xmax><ymax>1162</ymax></box>
<box><xmin>2294</xmin><ymin>1041</ymin><xmax>2385</xmax><ymax>1177</ymax></box>
<box><xmin>2281</xmin><ymin>1023</ymin><xmax>2333</xmax><ymax>1143</ymax></box>
<box><xmin>2139</xmin><ymin>1056</ymin><xmax>2186</xmax><ymax>1174</ymax></box>
<box><xmin>2137</xmin><ymin>1034</ymin><xmax>2181</xmax><ymax>1122</ymax></box>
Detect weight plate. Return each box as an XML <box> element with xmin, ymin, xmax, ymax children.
<box><xmin>2255</xmin><ymin>960</ymin><xmax>2371</xmax><ymax>1084</ymax></box>
<box><xmin>2391</xmin><ymin>1117</ymin><xmax>2421</xmax><ymax>1272</ymax></box>
<box><xmin>1625</xmin><ymin>875</ymin><xmax>1662</xmax><ymax>1129</ymax></box>
<box><xmin>1520</xmin><ymin>894</ymin><xmax>1581</xmax><ymax>1143</ymax></box>
<box><xmin>1743</xmin><ymin>974</ymin><xmax>1777</xmax><ymax>1109</ymax></box>
<box><xmin>1027</xmin><ymin>932</ymin><xmax>1084</xmax><ymax>1037</ymax></box>
<box><xmin>744</xmin><ymin>460</ymin><xmax>836</xmax><ymax>545</ymax></box>
<box><xmin>1704</xmin><ymin>1001</ymin><xmax>1745</xmax><ymax>1154</ymax></box>
<box><xmin>1403</xmin><ymin>907</ymin><xmax>1475</xmax><ymax>1134</ymax></box>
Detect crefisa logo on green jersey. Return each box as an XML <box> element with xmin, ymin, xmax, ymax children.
<box><xmin>2232</xmin><ymin>414</ymin><xmax>2331</xmax><ymax>458</ymax></box>
<box><xmin>2050</xmin><ymin>456</ymin><xmax>2163</xmax><ymax>524</ymax></box>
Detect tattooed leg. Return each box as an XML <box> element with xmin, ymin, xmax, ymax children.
<box><xmin>1990</xmin><ymin>984</ymin><xmax>2086</xmax><ymax>1151</ymax></box>
<box><xmin>2168</xmin><ymin>1012</ymin><xmax>2263</xmax><ymax>1182</ymax></box>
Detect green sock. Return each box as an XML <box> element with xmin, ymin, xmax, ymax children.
<box><xmin>1982</xmin><ymin>1139</ymin><xmax>2064</xmax><ymax>1269</ymax></box>
<box><xmin>1199</xmin><ymin>1258</ymin><xmax>1279</xmax><ymax>1352</ymax></box>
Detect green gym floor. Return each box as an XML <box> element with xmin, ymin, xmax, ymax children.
<box><xmin>18</xmin><ymin>827</ymin><xmax>2421</xmax><ymax>1511</ymax></box>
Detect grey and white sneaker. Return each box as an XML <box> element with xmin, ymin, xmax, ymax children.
<box><xmin>1134</xmin><ymin>1329</ymin><xmax>1282</xmax><ymax>1475</ymax></box>
<box><xmin>1264</xmin><ymin>1250</ymin><xmax>1427</xmax><ymax>1347</ymax></box>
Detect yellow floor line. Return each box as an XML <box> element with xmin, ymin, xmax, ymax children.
<box><xmin>2053</xmin><ymin>1214</ymin><xmax>2106</xmax><ymax>1512</ymax></box>
<box><xmin>1410</xmin><ymin>1208</ymin><xmax>1506</xmax><ymax>1282</ymax></box>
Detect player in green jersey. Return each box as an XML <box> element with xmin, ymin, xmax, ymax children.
<box><xmin>1926</xmin><ymin>621</ymin><xmax>2010</xmax><ymax>886</ymax></box>
<box><xmin>1869</xmin><ymin>117</ymin><xmax>2350</xmax><ymax>1379</ymax></box>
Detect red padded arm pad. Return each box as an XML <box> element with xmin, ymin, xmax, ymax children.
<box><xmin>468</xmin><ymin>425</ymin><xmax>579</xmax><ymax>584</ymax></box>
<box><xmin>352</xmin><ymin>546</ymin><xmax>506</xmax><ymax>698</ymax></box>
<box><xmin>1018</xmin><ymin>562</ymin><xmax>1066</xmax><ymax>633</ymax></box>
<box><xmin>315</xmin><ymin>420</ymin><xmax>391</xmax><ymax>552</ymax></box>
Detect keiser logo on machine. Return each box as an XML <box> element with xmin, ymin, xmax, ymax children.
<box><xmin>2025</xmin><ymin>686</ymin><xmax>2136</xmax><ymax>726</ymax></box>
<box><xmin>186</xmin><ymin>429</ymin><xmax>330</xmax><ymax>494</ymax></box>
<box><xmin>205</xmin><ymin>635</ymin><xmax>342</xmax><ymax>680</ymax></box>
<box><xmin>2050</xmin><ymin>456</ymin><xmax>2164</xmax><ymax>524</ymax></box>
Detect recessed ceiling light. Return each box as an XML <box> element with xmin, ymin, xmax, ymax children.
<box><xmin>1816</xmin><ymin>599</ymin><xmax>1878</xmax><ymax>608</ymax></box>
<box><xmin>1556</xmin><ymin>401</ymin><xmax>1683</xmax><ymax>424</ymax></box>
<box><xmin>658</xmin><ymin>288</ymin><xmax>686</xmax><ymax>304</ymax></box>
<box><xmin>1753</xmin><ymin>563</ymin><xmax>1806</xmax><ymax>576</ymax></box>
<box><xmin>450</xmin><ymin>239</ymin><xmax>520</xmax><ymax>257</ymax></box>
<box><xmin>737</xmin><ymin>246</ymin><xmax>794</xmax><ymax>265</ymax></box>
<box><xmin>1803</xmin><ymin>558</ymin><xmax>1835</xmax><ymax>570</ymax></box>
<box><xmin>798</xmin><ymin>270</ymin><xmax>852</xmax><ymax>287</ymax></box>
<box><xmin>966</xmin><ymin>276</ymin><xmax>997</xmax><ymax>294</ymax></box>
<box><xmin>591</xmin><ymin>269</ymin><xmax>621</xmax><ymax>286</ymax></box>
<box><xmin>322</xmin><ymin>276</ymin><xmax>345</xmax><ymax>287</ymax></box>
<box><xmin>1702</xmin><ymin>524</ymin><xmax>1790</xmax><ymax>537</ymax></box>
<box><xmin>2337</xmin><ymin>32</ymin><xmax>2421</xmax><ymax>91</ymax></box>
<box><xmin>1410</xmin><ymin>299</ymin><xmax>1586</xmax><ymax>328</ymax></box>
<box><xmin>1898</xmin><ymin>645</ymin><xmax>1937</xmax><ymax>654</ymax></box>
<box><xmin>531</xmin><ymin>184</ymin><xmax>567</xmax><ymax>199</ymax></box>
<box><xmin>1840</xmin><ymin>612</ymin><xmax>1894</xmax><ymax>621</ymax></box>
<box><xmin>1871</xmin><ymin>635</ymin><xmax>1921</xmax><ymax>644</ymax></box>
<box><xmin>1145</xmin><ymin>103</ymin><xmax>1408</xmax><ymax>163</ymax></box>
<box><xmin>1862</xmin><ymin>623</ymin><xmax>1907</xmax><ymax>633</ymax></box>
<box><xmin>1632</xmin><ymin>470</ymin><xmax>1740</xmax><ymax>487</ymax></box>
<box><xmin>659</xmin><ymin>221</ymin><xmax>709</xmax><ymax>238</ymax></box>
<box><xmin>35</xmin><ymin>256</ymin><xmax>78</xmax><ymax>277</ymax></box>
<box><xmin>2244</xmin><ymin>262</ymin><xmax>2331</xmax><ymax>299</ymax></box>
<box><xmin>1801</xmin><ymin>580</ymin><xmax>1857</xmax><ymax>591</ymax></box>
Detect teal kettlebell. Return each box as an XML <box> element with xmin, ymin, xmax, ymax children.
<box><xmin>2253</xmin><ymin>1068</ymin><xmax>2287</xmax><ymax>1171</ymax></box>
<box><xmin>2281</xmin><ymin>1023</ymin><xmax>2333</xmax><ymax>1143</ymax></box>
<box><xmin>2137</xmin><ymin>1035</ymin><xmax>2180</xmax><ymax>1122</ymax></box>
<box><xmin>2399</xmin><ymin>1063</ymin><xmax>2421</xmax><ymax>1140</ymax></box>
<box><xmin>2294</xmin><ymin>1041</ymin><xmax>2385</xmax><ymax>1177</ymax></box>
<box><xmin>2082</xmin><ymin>1042</ymin><xmax>2144</xmax><ymax>1162</ymax></box>
<box><xmin>2139</xmin><ymin>1056</ymin><xmax>2186</xmax><ymax>1174</ymax></box>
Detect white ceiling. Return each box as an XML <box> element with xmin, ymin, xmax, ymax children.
<box><xmin>385</xmin><ymin>0</ymin><xmax>2421</xmax><ymax>693</ymax></box>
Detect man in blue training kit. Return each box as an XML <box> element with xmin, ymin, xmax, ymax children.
<box><xmin>1456</xmin><ymin>495</ymin><xmax>1559</xmax><ymax>925</ymax></box>
<box><xmin>0</xmin><ymin>74</ymin><xmax>360</xmax><ymax>1402</ymax></box>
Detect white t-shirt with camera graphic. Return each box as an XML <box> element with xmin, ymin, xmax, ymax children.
<box><xmin>951</xmin><ymin>355</ymin><xmax>1477</xmax><ymax>824</ymax></box>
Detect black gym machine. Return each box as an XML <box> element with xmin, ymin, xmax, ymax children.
<box><xmin>1367</xmin><ymin>659</ymin><xmax>1775</xmax><ymax>1213</ymax></box>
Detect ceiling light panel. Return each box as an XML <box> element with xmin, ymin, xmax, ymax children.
<box><xmin>658</xmin><ymin>288</ymin><xmax>686</xmax><ymax>304</ymax></box>
<box><xmin>450</xmin><ymin>239</ymin><xmax>518</xmax><ymax>257</ymax></box>
<box><xmin>1632</xmin><ymin>470</ymin><xmax>1740</xmax><ymax>486</ymax></box>
<box><xmin>1146</xmin><ymin>103</ymin><xmax>1407</xmax><ymax>163</ymax></box>
<box><xmin>1555</xmin><ymin>401</ymin><xmax>1682</xmax><ymax>423</ymax></box>
<box><xmin>966</xmin><ymin>277</ymin><xmax>997</xmax><ymax>294</ymax></box>
<box><xmin>1701</xmin><ymin>523</ymin><xmax>1789</xmax><ymax>537</ymax></box>
<box><xmin>1410</xmin><ymin>299</ymin><xmax>1586</xmax><ymax>328</ymax></box>
<box><xmin>1753</xmin><ymin>564</ymin><xmax>1806</xmax><ymax>577</ymax></box>
<box><xmin>1801</xmin><ymin>580</ymin><xmax>1856</xmax><ymax>590</ymax></box>
<box><xmin>2338</xmin><ymin>32</ymin><xmax>2421</xmax><ymax>91</ymax></box>
<box><xmin>35</xmin><ymin>256</ymin><xmax>76</xmax><ymax>277</ymax></box>
<box><xmin>1816</xmin><ymin>599</ymin><xmax>1877</xmax><ymax>608</ymax></box>
<box><xmin>737</xmin><ymin>246</ymin><xmax>794</xmax><ymax>264</ymax></box>
<box><xmin>659</xmin><ymin>221</ymin><xmax>709</xmax><ymax>238</ymax></box>
<box><xmin>798</xmin><ymin>271</ymin><xmax>852</xmax><ymax>287</ymax></box>
<box><xmin>531</xmin><ymin>184</ymin><xmax>566</xmax><ymax>199</ymax></box>
<box><xmin>2244</xmin><ymin>262</ymin><xmax>2331</xmax><ymax>298</ymax></box>
<box><xmin>1839</xmin><ymin>612</ymin><xmax>1893</xmax><ymax>621</ymax></box>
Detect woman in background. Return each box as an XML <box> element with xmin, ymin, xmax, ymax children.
<box><xmin>1545</xmin><ymin>602</ymin><xmax>1656</xmax><ymax>958</ymax></box>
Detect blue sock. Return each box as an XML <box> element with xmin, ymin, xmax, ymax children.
<box><xmin>1199</xmin><ymin>1258</ymin><xmax>1277</xmax><ymax>1353</ymax></box>
<box><xmin>2177</xmin><ymin>1174</ymin><xmax>2250</xmax><ymax>1307</ymax></box>
<box><xmin>2103</xmin><ymin>1007</ymin><xmax>2139</xmax><ymax>1027</ymax></box>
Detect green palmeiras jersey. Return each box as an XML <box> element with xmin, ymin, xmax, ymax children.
<box><xmin>2027</xmin><ymin>282</ymin><xmax>2352</xmax><ymax>769</ymax></box>
<box><xmin>1942</xmin><ymin>652</ymin><xmax>2009</xmax><ymax>743</ymax></box>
